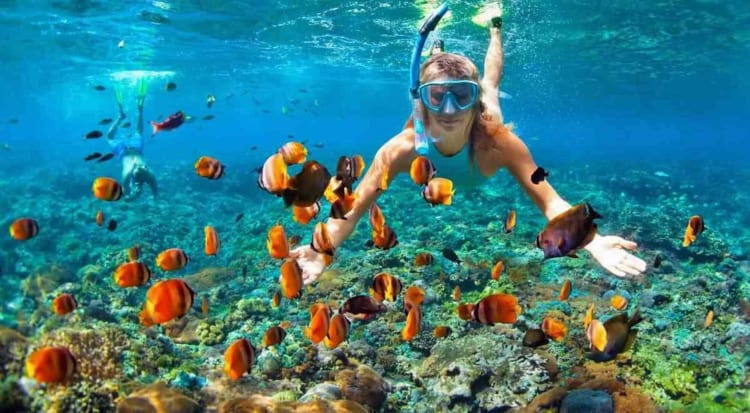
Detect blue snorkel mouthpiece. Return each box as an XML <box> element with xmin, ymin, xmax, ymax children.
<box><xmin>409</xmin><ymin>3</ymin><xmax>449</xmax><ymax>155</ymax></box>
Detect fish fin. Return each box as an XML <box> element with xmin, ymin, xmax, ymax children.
<box><xmin>282</xmin><ymin>189</ymin><xmax>297</xmax><ymax>208</ymax></box>
<box><xmin>623</xmin><ymin>329</ymin><xmax>639</xmax><ymax>352</ymax></box>
<box><xmin>629</xmin><ymin>307</ymin><xmax>643</xmax><ymax>327</ymax></box>
<box><xmin>604</xmin><ymin>313</ymin><xmax>630</xmax><ymax>329</ymax></box>
<box><xmin>585</xmin><ymin>202</ymin><xmax>603</xmax><ymax>219</ymax></box>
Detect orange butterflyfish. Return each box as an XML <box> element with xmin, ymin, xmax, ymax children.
<box><xmin>336</xmin><ymin>155</ymin><xmax>366</xmax><ymax>186</ymax></box>
<box><xmin>414</xmin><ymin>252</ymin><xmax>434</xmax><ymax>267</ymax></box>
<box><xmin>292</xmin><ymin>201</ymin><xmax>321</xmax><ymax>225</ymax></box>
<box><xmin>584</xmin><ymin>303</ymin><xmax>595</xmax><ymax>329</ymax></box>
<box><xmin>155</xmin><ymin>248</ymin><xmax>188</xmax><ymax>271</ymax></box>
<box><xmin>311</xmin><ymin>222</ymin><xmax>335</xmax><ymax>256</ymax></box>
<box><xmin>610</xmin><ymin>295</ymin><xmax>629</xmax><ymax>311</ymax></box>
<box><xmin>25</xmin><ymin>347</ymin><xmax>77</xmax><ymax>384</ymax></box>
<box><xmin>324</xmin><ymin>313</ymin><xmax>351</xmax><ymax>349</ymax></box>
<box><xmin>372</xmin><ymin>225</ymin><xmax>398</xmax><ymax>250</ymax></box>
<box><xmin>279</xmin><ymin>258</ymin><xmax>303</xmax><ymax>299</ymax></box>
<box><xmin>263</xmin><ymin>326</ymin><xmax>287</xmax><ymax>347</ymax></box>
<box><xmin>127</xmin><ymin>245</ymin><xmax>142</xmax><ymax>261</ymax></box>
<box><xmin>9</xmin><ymin>218</ymin><xmax>39</xmax><ymax>241</ymax></box>
<box><xmin>257</xmin><ymin>153</ymin><xmax>289</xmax><ymax>195</ymax></box>
<box><xmin>491</xmin><ymin>260</ymin><xmax>504</xmax><ymax>281</ymax></box>
<box><xmin>201</xmin><ymin>295</ymin><xmax>209</xmax><ymax>318</ymax></box>
<box><xmin>401</xmin><ymin>305</ymin><xmax>422</xmax><ymax>342</ymax></box>
<box><xmin>704</xmin><ymin>310</ymin><xmax>714</xmax><ymax>328</ymax></box>
<box><xmin>472</xmin><ymin>293</ymin><xmax>522</xmax><ymax>325</ymax></box>
<box><xmin>422</xmin><ymin>177</ymin><xmax>455</xmax><ymax>206</ymax></box>
<box><xmin>304</xmin><ymin>303</ymin><xmax>332</xmax><ymax>344</ymax></box>
<box><xmin>586</xmin><ymin>319</ymin><xmax>608</xmax><ymax>352</ymax></box>
<box><xmin>92</xmin><ymin>177</ymin><xmax>123</xmax><ymax>201</ymax></box>
<box><xmin>453</xmin><ymin>286</ymin><xmax>461</xmax><ymax>302</ymax></box>
<box><xmin>204</xmin><ymin>225</ymin><xmax>220</xmax><ymax>256</ymax></box>
<box><xmin>682</xmin><ymin>215</ymin><xmax>705</xmax><ymax>247</ymax></box>
<box><xmin>95</xmin><ymin>210</ymin><xmax>104</xmax><ymax>226</ymax></box>
<box><xmin>456</xmin><ymin>303</ymin><xmax>475</xmax><ymax>321</ymax></box>
<box><xmin>194</xmin><ymin>156</ymin><xmax>225</xmax><ymax>180</ymax></box>
<box><xmin>433</xmin><ymin>325</ymin><xmax>452</xmax><ymax>338</ymax></box>
<box><xmin>504</xmin><ymin>210</ymin><xmax>516</xmax><ymax>233</ymax></box>
<box><xmin>369</xmin><ymin>273</ymin><xmax>403</xmax><ymax>302</ymax></box>
<box><xmin>278</xmin><ymin>141</ymin><xmax>308</xmax><ymax>165</ymax></box>
<box><xmin>541</xmin><ymin>317</ymin><xmax>567</xmax><ymax>342</ymax></box>
<box><xmin>138</xmin><ymin>279</ymin><xmax>195</xmax><ymax>326</ymax></box>
<box><xmin>403</xmin><ymin>285</ymin><xmax>425</xmax><ymax>313</ymax></box>
<box><xmin>409</xmin><ymin>156</ymin><xmax>436</xmax><ymax>186</ymax></box>
<box><xmin>324</xmin><ymin>176</ymin><xmax>344</xmax><ymax>204</ymax></box>
<box><xmin>51</xmin><ymin>293</ymin><xmax>78</xmax><ymax>315</ymax></box>
<box><xmin>113</xmin><ymin>261</ymin><xmax>151</xmax><ymax>288</ymax></box>
<box><xmin>329</xmin><ymin>188</ymin><xmax>358</xmax><ymax>220</ymax></box>
<box><xmin>272</xmin><ymin>291</ymin><xmax>281</xmax><ymax>308</ymax></box>
<box><xmin>559</xmin><ymin>279</ymin><xmax>572</xmax><ymax>300</ymax></box>
<box><xmin>266</xmin><ymin>224</ymin><xmax>289</xmax><ymax>259</ymax></box>
<box><xmin>368</xmin><ymin>202</ymin><xmax>386</xmax><ymax>236</ymax></box>
<box><xmin>224</xmin><ymin>338</ymin><xmax>256</xmax><ymax>381</ymax></box>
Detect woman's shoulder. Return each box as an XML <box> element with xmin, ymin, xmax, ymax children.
<box><xmin>473</xmin><ymin>112</ymin><xmax>513</xmax><ymax>149</ymax></box>
<box><xmin>377</xmin><ymin>126</ymin><xmax>418</xmax><ymax>173</ymax></box>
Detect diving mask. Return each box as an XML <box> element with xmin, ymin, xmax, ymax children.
<box><xmin>418</xmin><ymin>80</ymin><xmax>479</xmax><ymax>114</ymax></box>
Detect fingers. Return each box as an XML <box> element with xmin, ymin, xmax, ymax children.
<box><xmin>605</xmin><ymin>264</ymin><xmax>627</xmax><ymax>278</ymax></box>
<box><xmin>619</xmin><ymin>239</ymin><xmax>638</xmax><ymax>250</ymax></box>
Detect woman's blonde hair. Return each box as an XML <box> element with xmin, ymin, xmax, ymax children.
<box><xmin>415</xmin><ymin>53</ymin><xmax>507</xmax><ymax>165</ymax></box>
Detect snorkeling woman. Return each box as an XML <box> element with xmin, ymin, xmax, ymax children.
<box><xmin>290</xmin><ymin>9</ymin><xmax>646</xmax><ymax>284</ymax></box>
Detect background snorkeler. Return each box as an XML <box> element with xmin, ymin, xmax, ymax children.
<box><xmin>106</xmin><ymin>79</ymin><xmax>158</xmax><ymax>200</ymax></box>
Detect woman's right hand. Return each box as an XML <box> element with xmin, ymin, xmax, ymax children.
<box><xmin>288</xmin><ymin>244</ymin><xmax>328</xmax><ymax>285</ymax></box>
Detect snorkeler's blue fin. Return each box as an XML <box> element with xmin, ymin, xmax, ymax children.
<box><xmin>114</xmin><ymin>85</ymin><xmax>123</xmax><ymax>105</ymax></box>
<box><xmin>136</xmin><ymin>78</ymin><xmax>148</xmax><ymax>107</ymax></box>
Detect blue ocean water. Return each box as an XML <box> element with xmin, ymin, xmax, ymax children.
<box><xmin>1</xmin><ymin>1</ymin><xmax>749</xmax><ymax>412</ymax></box>
<box><xmin>1</xmin><ymin>0</ymin><xmax>748</xmax><ymax>170</ymax></box>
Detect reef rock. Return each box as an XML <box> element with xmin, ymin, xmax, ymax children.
<box><xmin>116</xmin><ymin>383</ymin><xmax>201</xmax><ymax>413</ymax></box>
<box><xmin>414</xmin><ymin>333</ymin><xmax>552</xmax><ymax>411</ymax></box>
<box><xmin>335</xmin><ymin>363</ymin><xmax>390</xmax><ymax>412</ymax></box>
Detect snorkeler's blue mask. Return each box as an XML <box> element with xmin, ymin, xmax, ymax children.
<box><xmin>418</xmin><ymin>80</ymin><xmax>479</xmax><ymax>114</ymax></box>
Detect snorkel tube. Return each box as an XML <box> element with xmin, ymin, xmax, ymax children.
<box><xmin>409</xmin><ymin>2</ymin><xmax>449</xmax><ymax>155</ymax></box>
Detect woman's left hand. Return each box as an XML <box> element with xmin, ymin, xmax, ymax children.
<box><xmin>585</xmin><ymin>235</ymin><xmax>647</xmax><ymax>277</ymax></box>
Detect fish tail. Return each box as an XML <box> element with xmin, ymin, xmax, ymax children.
<box><xmin>150</xmin><ymin>121</ymin><xmax>160</xmax><ymax>136</ymax></box>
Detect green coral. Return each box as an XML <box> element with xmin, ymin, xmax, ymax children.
<box><xmin>683</xmin><ymin>387</ymin><xmax>750</xmax><ymax>413</ymax></box>
<box><xmin>195</xmin><ymin>320</ymin><xmax>226</xmax><ymax>346</ymax></box>
<box><xmin>631</xmin><ymin>339</ymin><xmax>700</xmax><ymax>408</ymax></box>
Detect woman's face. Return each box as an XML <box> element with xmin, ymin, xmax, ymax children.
<box><xmin>422</xmin><ymin>77</ymin><xmax>477</xmax><ymax>139</ymax></box>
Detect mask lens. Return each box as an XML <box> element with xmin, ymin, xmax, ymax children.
<box><xmin>448</xmin><ymin>83</ymin><xmax>476</xmax><ymax>107</ymax></box>
<box><xmin>419</xmin><ymin>81</ymin><xmax>478</xmax><ymax>113</ymax></box>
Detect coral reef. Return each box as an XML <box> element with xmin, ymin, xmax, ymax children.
<box><xmin>413</xmin><ymin>332</ymin><xmax>552</xmax><ymax>411</ymax></box>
